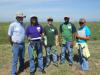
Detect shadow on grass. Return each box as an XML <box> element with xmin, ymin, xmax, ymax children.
<box><xmin>17</xmin><ymin>56</ymin><xmax>47</xmax><ymax>75</ymax></box>
<box><xmin>59</xmin><ymin>53</ymin><xmax>79</xmax><ymax>63</ymax></box>
<box><xmin>73</xmin><ymin>54</ymin><xmax>79</xmax><ymax>62</ymax></box>
<box><xmin>17</xmin><ymin>53</ymin><xmax>79</xmax><ymax>75</ymax></box>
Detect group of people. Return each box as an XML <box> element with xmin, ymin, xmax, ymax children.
<box><xmin>8</xmin><ymin>12</ymin><xmax>91</xmax><ymax>75</ymax></box>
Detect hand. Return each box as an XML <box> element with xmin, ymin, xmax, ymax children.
<box><xmin>28</xmin><ymin>37</ymin><xmax>31</xmax><ymax>41</ymax></box>
<box><xmin>71</xmin><ymin>42</ymin><xmax>76</xmax><ymax>47</ymax></box>
<box><xmin>76</xmin><ymin>34</ymin><xmax>79</xmax><ymax>38</ymax></box>
<box><xmin>55</xmin><ymin>41</ymin><xmax>59</xmax><ymax>46</ymax></box>
<box><xmin>43</xmin><ymin>36</ymin><xmax>47</xmax><ymax>47</ymax></box>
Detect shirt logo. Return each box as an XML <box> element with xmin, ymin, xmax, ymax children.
<box><xmin>37</xmin><ymin>27</ymin><xmax>41</xmax><ymax>32</ymax></box>
<box><xmin>68</xmin><ymin>25</ymin><xmax>72</xmax><ymax>29</ymax></box>
<box><xmin>51</xmin><ymin>29</ymin><xmax>54</xmax><ymax>32</ymax></box>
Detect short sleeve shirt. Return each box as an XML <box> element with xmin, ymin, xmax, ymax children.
<box><xmin>59</xmin><ymin>22</ymin><xmax>76</xmax><ymax>34</ymax></box>
<box><xmin>44</xmin><ymin>25</ymin><xmax>58</xmax><ymax>46</ymax></box>
<box><xmin>77</xmin><ymin>25</ymin><xmax>91</xmax><ymax>43</ymax></box>
<box><xmin>8</xmin><ymin>21</ymin><xmax>25</xmax><ymax>43</ymax></box>
<box><xmin>26</xmin><ymin>24</ymin><xmax>43</xmax><ymax>39</ymax></box>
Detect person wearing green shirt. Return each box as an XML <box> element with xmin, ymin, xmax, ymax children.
<box><xmin>60</xmin><ymin>16</ymin><xmax>76</xmax><ymax>66</ymax></box>
<box><xmin>44</xmin><ymin>17</ymin><xmax>59</xmax><ymax>67</ymax></box>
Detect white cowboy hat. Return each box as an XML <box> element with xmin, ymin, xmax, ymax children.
<box><xmin>16</xmin><ymin>12</ymin><xmax>26</xmax><ymax>18</ymax></box>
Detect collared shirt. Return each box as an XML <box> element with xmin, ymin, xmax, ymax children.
<box><xmin>8</xmin><ymin>21</ymin><xmax>25</xmax><ymax>43</ymax></box>
<box><xmin>26</xmin><ymin>24</ymin><xmax>43</xmax><ymax>40</ymax></box>
<box><xmin>77</xmin><ymin>25</ymin><xmax>91</xmax><ymax>43</ymax></box>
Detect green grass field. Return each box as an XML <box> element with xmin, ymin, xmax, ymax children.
<box><xmin>0</xmin><ymin>22</ymin><xmax>100</xmax><ymax>75</ymax></box>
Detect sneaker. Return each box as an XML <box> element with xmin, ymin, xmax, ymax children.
<box><xmin>38</xmin><ymin>69</ymin><xmax>46</xmax><ymax>74</ymax></box>
<box><xmin>69</xmin><ymin>64</ymin><xmax>73</xmax><ymax>67</ymax></box>
<box><xmin>60</xmin><ymin>62</ymin><xmax>64</xmax><ymax>65</ymax></box>
<box><xmin>18</xmin><ymin>68</ymin><xmax>24</xmax><ymax>72</ymax></box>
<box><xmin>41</xmin><ymin>70</ymin><xmax>46</xmax><ymax>74</ymax></box>
<box><xmin>46</xmin><ymin>63</ymin><xmax>50</xmax><ymax>67</ymax></box>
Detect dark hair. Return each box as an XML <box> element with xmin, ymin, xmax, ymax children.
<box><xmin>30</xmin><ymin>16</ymin><xmax>38</xmax><ymax>25</ymax></box>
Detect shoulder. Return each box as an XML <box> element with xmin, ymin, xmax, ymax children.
<box><xmin>69</xmin><ymin>22</ymin><xmax>76</xmax><ymax>29</ymax></box>
<box><xmin>12</xmin><ymin>21</ymin><xmax>20</xmax><ymax>25</ymax></box>
<box><xmin>69</xmin><ymin>22</ymin><xmax>75</xmax><ymax>26</ymax></box>
<box><xmin>84</xmin><ymin>25</ymin><xmax>90</xmax><ymax>30</ymax></box>
<box><xmin>10</xmin><ymin>21</ymin><xmax>21</xmax><ymax>27</ymax></box>
<box><xmin>26</xmin><ymin>25</ymin><xmax>31</xmax><ymax>31</ymax></box>
<box><xmin>9</xmin><ymin>21</ymin><xmax>16</xmax><ymax>26</ymax></box>
<box><xmin>9</xmin><ymin>21</ymin><xmax>18</xmax><ymax>28</ymax></box>
<box><xmin>53</xmin><ymin>25</ymin><xmax>57</xmax><ymax>30</ymax></box>
<box><xmin>84</xmin><ymin>25</ymin><xmax>91</xmax><ymax>35</ymax></box>
<box><xmin>60</xmin><ymin>23</ymin><xmax>65</xmax><ymax>28</ymax></box>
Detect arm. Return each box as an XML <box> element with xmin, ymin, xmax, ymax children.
<box><xmin>8</xmin><ymin>24</ymin><xmax>13</xmax><ymax>46</ymax></box>
<box><xmin>59</xmin><ymin>24</ymin><xmax>63</xmax><ymax>46</ymax></box>
<box><xmin>71</xmin><ymin>23</ymin><xmax>77</xmax><ymax>47</ymax></box>
<box><xmin>40</xmin><ymin>25</ymin><xmax>45</xmax><ymax>38</ymax></box>
<box><xmin>76</xmin><ymin>34</ymin><xmax>91</xmax><ymax>40</ymax></box>
<box><xmin>8</xmin><ymin>36</ymin><xmax>13</xmax><ymax>46</ymax></box>
<box><xmin>72</xmin><ymin>23</ymin><xmax>77</xmax><ymax>41</ymax></box>
<box><xmin>25</xmin><ymin>26</ymin><xmax>30</xmax><ymax>41</ymax></box>
<box><xmin>59</xmin><ymin>24</ymin><xmax>63</xmax><ymax>33</ymax></box>
<box><xmin>42</xmin><ymin>26</ymin><xmax>48</xmax><ymax>46</ymax></box>
<box><xmin>55</xmin><ymin>35</ymin><xmax>59</xmax><ymax>46</ymax></box>
<box><xmin>55</xmin><ymin>27</ymin><xmax>59</xmax><ymax>46</ymax></box>
<box><xmin>76</xmin><ymin>26</ymin><xmax>91</xmax><ymax>40</ymax></box>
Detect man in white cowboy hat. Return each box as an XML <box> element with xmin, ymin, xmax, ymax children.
<box><xmin>8</xmin><ymin>12</ymin><xmax>26</xmax><ymax>75</ymax></box>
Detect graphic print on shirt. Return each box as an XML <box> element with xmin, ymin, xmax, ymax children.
<box><xmin>48</xmin><ymin>28</ymin><xmax>55</xmax><ymax>33</ymax></box>
<box><xmin>37</xmin><ymin>27</ymin><xmax>41</xmax><ymax>33</ymax></box>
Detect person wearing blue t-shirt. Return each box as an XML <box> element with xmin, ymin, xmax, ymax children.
<box><xmin>76</xmin><ymin>18</ymin><xmax>91</xmax><ymax>71</ymax></box>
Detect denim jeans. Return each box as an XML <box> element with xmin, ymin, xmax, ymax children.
<box><xmin>28</xmin><ymin>40</ymin><xmax>44</xmax><ymax>72</ymax></box>
<box><xmin>12</xmin><ymin>43</ymin><xmax>25</xmax><ymax>75</ymax></box>
<box><xmin>78</xmin><ymin>44</ymin><xmax>89</xmax><ymax>71</ymax></box>
<box><xmin>46</xmin><ymin>46</ymin><xmax>58</xmax><ymax>64</ymax></box>
<box><xmin>61</xmin><ymin>41</ymin><xmax>73</xmax><ymax>64</ymax></box>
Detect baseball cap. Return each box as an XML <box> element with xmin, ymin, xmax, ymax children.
<box><xmin>64</xmin><ymin>16</ymin><xmax>70</xmax><ymax>19</ymax></box>
<box><xmin>47</xmin><ymin>17</ymin><xmax>53</xmax><ymax>21</ymax></box>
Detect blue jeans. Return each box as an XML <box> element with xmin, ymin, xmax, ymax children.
<box><xmin>61</xmin><ymin>41</ymin><xmax>73</xmax><ymax>64</ymax></box>
<box><xmin>46</xmin><ymin>46</ymin><xmax>58</xmax><ymax>64</ymax></box>
<box><xmin>28</xmin><ymin>40</ymin><xmax>44</xmax><ymax>72</ymax></box>
<box><xmin>12</xmin><ymin>43</ymin><xmax>25</xmax><ymax>75</ymax></box>
<box><xmin>80</xmin><ymin>58</ymin><xmax>89</xmax><ymax>71</ymax></box>
<box><xmin>78</xmin><ymin>45</ymin><xmax>89</xmax><ymax>71</ymax></box>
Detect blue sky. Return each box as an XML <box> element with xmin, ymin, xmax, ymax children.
<box><xmin>0</xmin><ymin>0</ymin><xmax>100</xmax><ymax>22</ymax></box>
